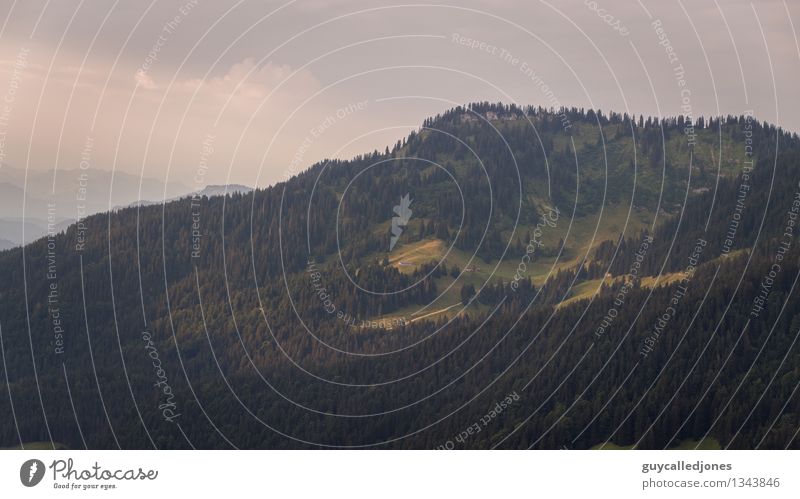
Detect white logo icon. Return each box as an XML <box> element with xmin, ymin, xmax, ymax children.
<box><xmin>20</xmin><ymin>459</ymin><xmax>45</xmax><ymax>487</ymax></box>
<box><xmin>390</xmin><ymin>194</ymin><xmax>412</xmax><ymax>251</ymax></box>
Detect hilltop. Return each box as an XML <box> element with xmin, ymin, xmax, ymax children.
<box><xmin>0</xmin><ymin>103</ymin><xmax>798</xmax><ymax>450</ymax></box>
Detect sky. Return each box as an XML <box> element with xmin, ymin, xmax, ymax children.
<box><xmin>0</xmin><ymin>0</ymin><xmax>797</xmax><ymax>191</ymax></box>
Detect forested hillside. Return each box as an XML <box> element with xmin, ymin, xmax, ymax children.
<box><xmin>1</xmin><ymin>103</ymin><xmax>798</xmax><ymax>449</ymax></box>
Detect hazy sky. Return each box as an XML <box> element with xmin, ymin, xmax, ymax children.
<box><xmin>0</xmin><ymin>0</ymin><xmax>797</xmax><ymax>190</ymax></box>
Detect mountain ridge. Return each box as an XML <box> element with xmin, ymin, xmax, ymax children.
<box><xmin>0</xmin><ymin>103</ymin><xmax>798</xmax><ymax>450</ymax></box>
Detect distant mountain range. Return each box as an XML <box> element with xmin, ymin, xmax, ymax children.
<box><xmin>0</xmin><ymin>164</ymin><xmax>252</xmax><ymax>248</ymax></box>
<box><xmin>120</xmin><ymin>184</ymin><xmax>254</xmax><ymax>209</ymax></box>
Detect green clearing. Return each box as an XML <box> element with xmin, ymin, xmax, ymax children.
<box><xmin>557</xmin><ymin>278</ymin><xmax>605</xmax><ymax>309</ymax></box>
<box><xmin>359</xmin><ymin>201</ymin><xmax>657</xmax><ymax>325</ymax></box>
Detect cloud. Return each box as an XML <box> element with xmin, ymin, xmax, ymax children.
<box><xmin>134</xmin><ymin>69</ymin><xmax>157</xmax><ymax>90</ymax></box>
<box><xmin>137</xmin><ymin>58</ymin><xmax>319</xmax><ymax>105</ymax></box>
